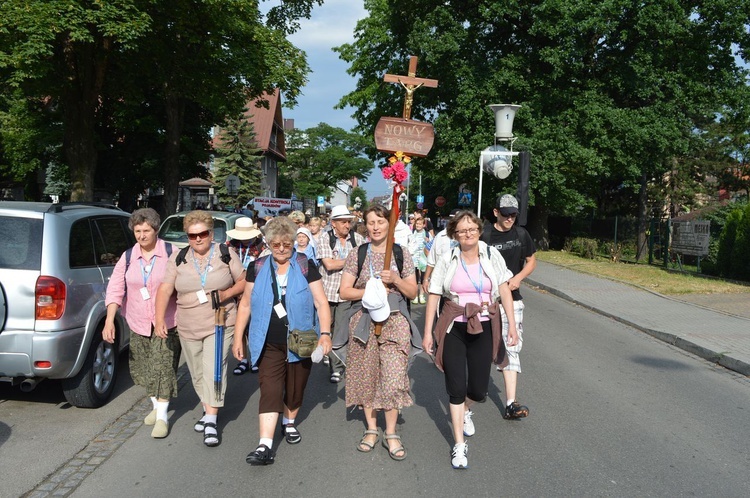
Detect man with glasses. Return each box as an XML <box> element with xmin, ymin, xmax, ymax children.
<box><xmin>481</xmin><ymin>194</ymin><xmax>536</xmax><ymax>420</ymax></box>
<box><xmin>317</xmin><ymin>205</ymin><xmax>366</xmax><ymax>383</ymax></box>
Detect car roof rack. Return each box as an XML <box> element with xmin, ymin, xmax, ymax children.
<box><xmin>46</xmin><ymin>202</ymin><xmax>123</xmax><ymax>213</ymax></box>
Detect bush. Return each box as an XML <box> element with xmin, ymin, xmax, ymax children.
<box><xmin>716</xmin><ymin>209</ymin><xmax>740</xmax><ymax>277</ymax></box>
<box><xmin>565</xmin><ymin>237</ymin><xmax>599</xmax><ymax>259</ymax></box>
<box><xmin>730</xmin><ymin>203</ymin><xmax>750</xmax><ymax>280</ymax></box>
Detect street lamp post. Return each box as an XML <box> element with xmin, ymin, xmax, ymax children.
<box><xmin>477</xmin><ymin>104</ymin><xmax>521</xmax><ymax>218</ymax></box>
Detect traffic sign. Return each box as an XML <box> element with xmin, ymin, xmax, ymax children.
<box><xmin>416</xmin><ymin>194</ymin><xmax>424</xmax><ymax>203</ymax></box>
<box><xmin>225</xmin><ymin>175</ymin><xmax>240</xmax><ymax>196</ymax></box>
<box><xmin>435</xmin><ymin>196</ymin><xmax>446</xmax><ymax>207</ymax></box>
<box><xmin>317</xmin><ymin>196</ymin><xmax>325</xmax><ymax>207</ymax></box>
<box><xmin>416</xmin><ymin>202</ymin><xmax>424</xmax><ymax>209</ymax></box>
<box><xmin>458</xmin><ymin>192</ymin><xmax>472</xmax><ymax>206</ymax></box>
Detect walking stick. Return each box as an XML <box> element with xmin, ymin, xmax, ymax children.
<box><xmin>211</xmin><ymin>291</ymin><xmax>225</xmax><ymax>402</ymax></box>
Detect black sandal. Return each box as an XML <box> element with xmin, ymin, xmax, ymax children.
<box><xmin>233</xmin><ymin>361</ymin><xmax>249</xmax><ymax>375</ymax></box>
<box><xmin>284</xmin><ymin>423</ymin><xmax>301</xmax><ymax>444</ymax></box>
<box><xmin>203</xmin><ymin>422</ymin><xmax>220</xmax><ymax>447</ymax></box>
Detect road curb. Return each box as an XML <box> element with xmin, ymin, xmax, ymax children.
<box><xmin>23</xmin><ymin>363</ymin><xmax>193</xmax><ymax>498</ymax></box>
<box><xmin>526</xmin><ymin>278</ymin><xmax>750</xmax><ymax>377</ymax></box>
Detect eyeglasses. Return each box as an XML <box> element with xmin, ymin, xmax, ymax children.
<box><xmin>455</xmin><ymin>228</ymin><xmax>480</xmax><ymax>237</ymax></box>
<box><xmin>187</xmin><ymin>230</ymin><xmax>211</xmax><ymax>240</ymax></box>
<box><xmin>270</xmin><ymin>241</ymin><xmax>294</xmax><ymax>250</ymax></box>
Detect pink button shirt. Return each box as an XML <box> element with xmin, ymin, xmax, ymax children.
<box><xmin>105</xmin><ymin>239</ymin><xmax>178</xmax><ymax>336</ymax></box>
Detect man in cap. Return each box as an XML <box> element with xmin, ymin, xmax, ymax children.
<box><xmin>481</xmin><ymin>194</ymin><xmax>536</xmax><ymax>419</ymax></box>
<box><xmin>317</xmin><ymin>204</ymin><xmax>366</xmax><ymax>383</ymax></box>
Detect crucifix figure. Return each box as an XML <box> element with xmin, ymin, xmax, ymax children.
<box><xmin>384</xmin><ymin>56</ymin><xmax>439</xmax><ymax>120</ymax></box>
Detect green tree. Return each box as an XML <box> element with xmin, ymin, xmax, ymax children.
<box><xmin>212</xmin><ymin>112</ymin><xmax>263</xmax><ymax>207</ymax></box>
<box><xmin>336</xmin><ymin>0</ymin><xmax>750</xmax><ymax>254</ymax></box>
<box><xmin>0</xmin><ymin>0</ymin><xmax>321</xmax><ymax>208</ymax></box>
<box><xmin>282</xmin><ymin>123</ymin><xmax>373</xmax><ymax>199</ymax></box>
<box><xmin>0</xmin><ymin>0</ymin><xmax>152</xmax><ymax>201</ymax></box>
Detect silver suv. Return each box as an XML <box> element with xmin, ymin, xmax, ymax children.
<box><xmin>0</xmin><ymin>202</ymin><xmax>135</xmax><ymax>407</ymax></box>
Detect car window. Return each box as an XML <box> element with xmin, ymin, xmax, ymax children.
<box><xmin>213</xmin><ymin>220</ymin><xmax>228</xmax><ymax>243</ymax></box>
<box><xmin>0</xmin><ymin>215</ymin><xmax>43</xmax><ymax>270</ymax></box>
<box><xmin>69</xmin><ymin>219</ymin><xmax>97</xmax><ymax>268</ymax></box>
<box><xmin>159</xmin><ymin>216</ymin><xmax>188</xmax><ymax>245</ymax></box>
<box><xmin>93</xmin><ymin>217</ymin><xmax>132</xmax><ymax>266</ymax></box>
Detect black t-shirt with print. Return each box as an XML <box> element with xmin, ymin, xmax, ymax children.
<box><xmin>485</xmin><ymin>225</ymin><xmax>535</xmax><ymax>301</ymax></box>
<box><xmin>246</xmin><ymin>259</ymin><xmax>321</xmax><ymax>344</ymax></box>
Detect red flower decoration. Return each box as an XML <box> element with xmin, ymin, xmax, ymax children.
<box><xmin>382</xmin><ymin>151</ymin><xmax>410</xmax><ymax>184</ymax></box>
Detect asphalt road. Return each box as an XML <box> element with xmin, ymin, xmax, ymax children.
<box><xmin>3</xmin><ymin>287</ymin><xmax>750</xmax><ymax>497</ymax></box>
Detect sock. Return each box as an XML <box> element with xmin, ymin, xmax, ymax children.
<box><xmin>506</xmin><ymin>399</ymin><xmax>515</xmax><ymax>406</ymax></box>
<box><xmin>155</xmin><ymin>401</ymin><xmax>169</xmax><ymax>422</ymax></box>
<box><xmin>282</xmin><ymin>417</ymin><xmax>294</xmax><ymax>426</ymax></box>
<box><xmin>204</xmin><ymin>414</ymin><xmax>217</xmax><ymax>425</ymax></box>
<box><xmin>259</xmin><ymin>437</ymin><xmax>273</xmax><ymax>449</ymax></box>
<box><xmin>150</xmin><ymin>396</ymin><xmax>157</xmax><ymax>409</ymax></box>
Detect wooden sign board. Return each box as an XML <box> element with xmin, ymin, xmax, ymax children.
<box><xmin>374</xmin><ymin>117</ymin><xmax>435</xmax><ymax>157</ymax></box>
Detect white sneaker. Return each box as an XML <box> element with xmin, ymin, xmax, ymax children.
<box><xmin>419</xmin><ymin>294</ymin><xmax>426</xmax><ymax>304</ymax></box>
<box><xmin>463</xmin><ymin>410</ymin><xmax>475</xmax><ymax>437</ymax></box>
<box><xmin>451</xmin><ymin>443</ymin><xmax>468</xmax><ymax>469</ymax></box>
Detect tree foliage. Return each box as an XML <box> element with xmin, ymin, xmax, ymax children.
<box><xmin>335</xmin><ymin>0</ymin><xmax>750</xmax><ymax>249</ymax></box>
<box><xmin>282</xmin><ymin>123</ymin><xmax>373</xmax><ymax>200</ymax></box>
<box><xmin>212</xmin><ymin>112</ymin><xmax>263</xmax><ymax>207</ymax></box>
<box><xmin>0</xmin><ymin>0</ymin><xmax>318</xmax><ymax>211</ymax></box>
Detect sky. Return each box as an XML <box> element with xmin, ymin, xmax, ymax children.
<box><xmin>281</xmin><ymin>0</ymin><xmax>394</xmax><ymax>199</ymax></box>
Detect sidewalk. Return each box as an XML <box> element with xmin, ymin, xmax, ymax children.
<box><xmin>526</xmin><ymin>261</ymin><xmax>750</xmax><ymax>377</ymax></box>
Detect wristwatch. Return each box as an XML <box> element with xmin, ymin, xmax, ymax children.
<box><xmin>320</xmin><ymin>332</ymin><xmax>331</xmax><ymax>336</ymax></box>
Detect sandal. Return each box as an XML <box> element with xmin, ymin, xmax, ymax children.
<box><xmin>382</xmin><ymin>433</ymin><xmax>407</xmax><ymax>461</ymax></box>
<box><xmin>233</xmin><ymin>361</ymin><xmax>249</xmax><ymax>375</ymax></box>
<box><xmin>357</xmin><ymin>429</ymin><xmax>380</xmax><ymax>453</ymax></box>
<box><xmin>194</xmin><ymin>412</ymin><xmax>207</xmax><ymax>432</ymax></box>
<box><xmin>203</xmin><ymin>422</ymin><xmax>220</xmax><ymax>447</ymax></box>
<box><xmin>284</xmin><ymin>423</ymin><xmax>301</xmax><ymax>444</ymax></box>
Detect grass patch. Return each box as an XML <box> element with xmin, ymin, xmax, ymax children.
<box><xmin>536</xmin><ymin>250</ymin><xmax>750</xmax><ymax>296</ymax></box>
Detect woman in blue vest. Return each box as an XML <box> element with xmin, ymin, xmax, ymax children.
<box><xmin>232</xmin><ymin>216</ymin><xmax>332</xmax><ymax>465</ymax></box>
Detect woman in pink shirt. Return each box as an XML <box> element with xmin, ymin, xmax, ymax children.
<box><xmin>104</xmin><ymin>208</ymin><xmax>179</xmax><ymax>439</ymax></box>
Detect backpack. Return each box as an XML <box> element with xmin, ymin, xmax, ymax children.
<box><xmin>253</xmin><ymin>252</ymin><xmax>310</xmax><ymax>278</ymax></box>
<box><xmin>175</xmin><ymin>243</ymin><xmax>231</xmax><ymax>267</ymax></box>
<box><xmin>125</xmin><ymin>242</ymin><xmax>174</xmax><ymax>272</ymax></box>
<box><xmin>356</xmin><ymin>243</ymin><xmax>404</xmax><ymax>279</ymax></box>
<box><xmin>328</xmin><ymin>229</ymin><xmax>357</xmax><ymax>251</ymax></box>
<box><xmin>124</xmin><ymin>242</ymin><xmax>173</xmax><ymax>296</ymax></box>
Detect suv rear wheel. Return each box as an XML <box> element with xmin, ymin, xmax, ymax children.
<box><xmin>62</xmin><ymin>327</ymin><xmax>119</xmax><ymax>408</ymax></box>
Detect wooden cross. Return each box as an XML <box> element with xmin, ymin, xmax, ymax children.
<box><xmin>383</xmin><ymin>56</ymin><xmax>439</xmax><ymax>120</ymax></box>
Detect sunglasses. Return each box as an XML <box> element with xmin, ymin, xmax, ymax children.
<box><xmin>187</xmin><ymin>230</ymin><xmax>211</xmax><ymax>240</ymax></box>
<box><xmin>270</xmin><ymin>241</ymin><xmax>294</xmax><ymax>250</ymax></box>
<box><xmin>501</xmin><ymin>212</ymin><xmax>518</xmax><ymax>219</ymax></box>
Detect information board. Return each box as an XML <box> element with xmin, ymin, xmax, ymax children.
<box><xmin>671</xmin><ymin>220</ymin><xmax>710</xmax><ymax>256</ymax></box>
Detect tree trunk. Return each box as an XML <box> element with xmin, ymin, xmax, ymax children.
<box><xmin>526</xmin><ymin>204</ymin><xmax>550</xmax><ymax>251</ymax></box>
<box><xmin>636</xmin><ymin>172</ymin><xmax>649</xmax><ymax>261</ymax></box>
<box><xmin>61</xmin><ymin>37</ymin><xmax>109</xmax><ymax>202</ymax></box>
<box><xmin>162</xmin><ymin>93</ymin><xmax>185</xmax><ymax>217</ymax></box>
<box><xmin>64</xmin><ymin>100</ymin><xmax>97</xmax><ymax>202</ymax></box>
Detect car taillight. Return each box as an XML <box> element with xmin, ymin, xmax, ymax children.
<box><xmin>36</xmin><ymin>276</ymin><xmax>66</xmax><ymax>320</ymax></box>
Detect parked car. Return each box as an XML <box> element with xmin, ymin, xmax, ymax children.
<box><xmin>158</xmin><ymin>210</ymin><xmax>246</xmax><ymax>248</ymax></box>
<box><xmin>0</xmin><ymin>202</ymin><xmax>135</xmax><ymax>407</ymax></box>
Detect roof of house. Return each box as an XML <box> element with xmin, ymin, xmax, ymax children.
<box><xmin>179</xmin><ymin>177</ymin><xmax>214</xmax><ymax>187</ymax></box>
<box><xmin>244</xmin><ymin>90</ymin><xmax>286</xmax><ymax>161</ymax></box>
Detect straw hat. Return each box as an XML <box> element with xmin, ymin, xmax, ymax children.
<box><xmin>226</xmin><ymin>217</ymin><xmax>261</xmax><ymax>240</ymax></box>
